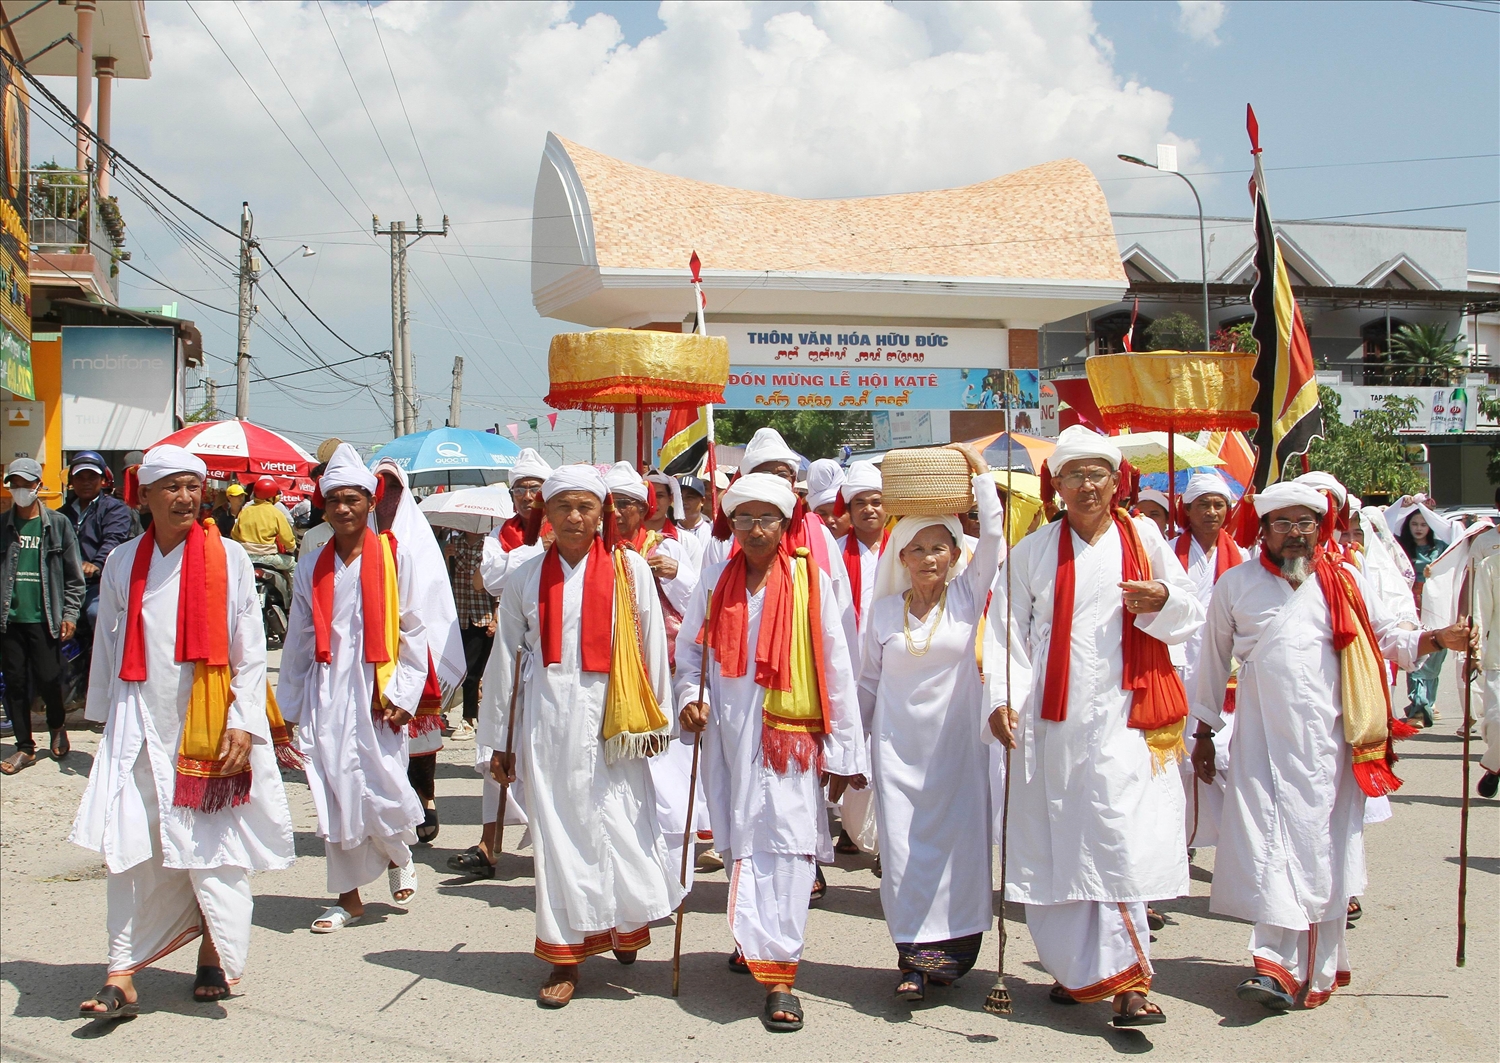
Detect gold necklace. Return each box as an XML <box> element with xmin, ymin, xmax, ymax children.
<box><xmin>902</xmin><ymin>586</ymin><xmax>947</xmax><ymax>656</ymax></box>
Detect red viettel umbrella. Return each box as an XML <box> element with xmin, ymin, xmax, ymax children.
<box><xmin>150</xmin><ymin>420</ymin><xmax>315</xmax><ymax>479</ymax></box>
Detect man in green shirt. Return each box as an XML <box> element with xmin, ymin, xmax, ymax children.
<box><xmin>1</xmin><ymin>458</ymin><xmax>86</xmax><ymax>773</ymax></box>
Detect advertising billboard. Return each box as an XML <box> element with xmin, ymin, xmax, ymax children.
<box><xmin>61</xmin><ymin>326</ymin><xmax>177</xmax><ymax>450</ymax></box>
<box><xmin>0</xmin><ymin>57</ymin><xmax>28</xmax><ymax>398</ymax></box>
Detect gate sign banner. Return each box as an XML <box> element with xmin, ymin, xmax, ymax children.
<box><xmin>721</xmin><ymin>366</ymin><xmax>1038</xmax><ymax>412</ymax></box>
<box><xmin>723</xmin><ymin>323</ymin><xmax>1005</xmax><ymax>368</ymax></box>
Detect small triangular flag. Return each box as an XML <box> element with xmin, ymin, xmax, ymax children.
<box><xmin>546</xmin><ymin>413</ymin><xmax>558</xmax><ymax>430</ymax></box>
<box><xmin>528</xmin><ymin>417</ymin><xmax>538</xmax><ymax>431</ymax></box>
<box><xmin>505</xmin><ymin>423</ymin><xmax>519</xmax><ymax>440</ymax></box>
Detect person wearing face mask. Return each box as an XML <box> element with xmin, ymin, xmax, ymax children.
<box><xmin>2</xmin><ymin>458</ymin><xmax>86</xmax><ymax>773</ymax></box>
<box><xmin>857</xmin><ymin>473</ymin><xmax>1003</xmax><ymax>1002</ymax></box>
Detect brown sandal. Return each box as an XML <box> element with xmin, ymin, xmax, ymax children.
<box><xmin>537</xmin><ymin>966</ymin><xmax>578</xmax><ymax>1008</ymax></box>
<box><xmin>0</xmin><ymin>751</ymin><xmax>36</xmax><ymax>775</ymax></box>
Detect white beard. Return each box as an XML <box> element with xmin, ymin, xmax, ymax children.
<box><xmin>1280</xmin><ymin>554</ymin><xmax>1312</xmax><ymax>586</ymax></box>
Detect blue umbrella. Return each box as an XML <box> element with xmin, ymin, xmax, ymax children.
<box><xmin>369</xmin><ymin>428</ymin><xmax>522</xmax><ymax>488</ymax></box>
<box><xmin>1137</xmin><ymin>466</ymin><xmax>1244</xmax><ymax>501</ymax></box>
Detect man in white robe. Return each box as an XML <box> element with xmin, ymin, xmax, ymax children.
<box><xmin>677</xmin><ymin>476</ymin><xmax>715</xmax><ymax>554</ymax></box>
<box><xmin>277</xmin><ymin>445</ymin><xmax>431</xmax><ymax>932</ymax></box>
<box><xmin>480</xmin><ymin>464</ymin><xmax>681</xmax><ymax>1007</ymax></box>
<box><xmin>610</xmin><ymin>461</ymin><xmax>705</xmax><ymax>889</ymax></box>
<box><xmin>806</xmin><ymin>458</ymin><xmax>850</xmax><ymax>540</ymax></box>
<box><xmin>71</xmin><ymin>446</ymin><xmax>294</xmax><ymax>1019</ymax></box>
<box><xmin>1170</xmin><ymin>471</ymin><xmax>1243</xmax><ymax>851</ymax></box>
<box><xmin>833</xmin><ymin>459</ymin><xmax>884</xmax><ymax>855</ymax></box>
<box><xmin>989</xmin><ymin>426</ymin><xmax>1203</xmax><ymax>1027</ymax></box>
<box><xmin>1191</xmin><ymin>481</ymin><xmax>1469</xmax><ymax>1011</ymax></box>
<box><xmin>1472</xmin><ymin>550</ymin><xmax>1500</xmax><ymax>798</ymax></box>
<box><xmin>677</xmin><ymin>473</ymin><xmax>868</xmax><ymax>1032</ymax></box>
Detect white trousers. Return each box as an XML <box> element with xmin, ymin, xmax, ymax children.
<box><xmin>325</xmin><ymin>832</ymin><xmax>413</xmax><ymax>895</ymax></box>
<box><xmin>107</xmin><ymin>858</ymin><xmax>253</xmax><ymax>982</ymax></box>
<box><xmin>839</xmin><ymin>785</ymin><xmax>878</xmax><ymax>853</ymax></box>
<box><xmin>480</xmin><ymin>775</ymin><xmax>529</xmax><ymax>825</ymax></box>
<box><xmin>1026</xmin><ymin>900</ymin><xmax>1153</xmax><ymax>1003</ymax></box>
<box><xmin>728</xmin><ymin>852</ymin><xmax>816</xmax><ymax>987</ymax></box>
<box><xmin>1481</xmin><ymin>671</ymin><xmax>1500</xmax><ymax>773</ymax></box>
<box><xmin>1250</xmin><ymin>918</ymin><xmax>1349</xmax><ymax>1006</ymax></box>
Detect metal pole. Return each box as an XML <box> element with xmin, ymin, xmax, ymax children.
<box><xmin>234</xmin><ymin>202</ymin><xmax>254</xmax><ymax>420</ymax></box>
<box><xmin>380</xmin><ymin>218</ymin><xmax>402</xmax><ymax>437</ymax></box>
<box><xmin>399</xmin><ymin>224</ymin><xmax>415</xmax><ymax>435</ymax></box>
<box><xmin>1173</xmin><ymin>172</ymin><xmax>1212</xmax><ymax>348</ymax></box>
<box><xmin>448</xmin><ymin>355</ymin><xmax>464</xmax><ymax>428</ymax></box>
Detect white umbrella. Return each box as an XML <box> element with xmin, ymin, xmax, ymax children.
<box><xmin>418</xmin><ymin>485</ymin><xmax>515</xmax><ymax>533</ymax></box>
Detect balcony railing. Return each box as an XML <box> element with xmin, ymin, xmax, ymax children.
<box><xmin>26</xmin><ymin>166</ymin><xmax>127</xmax><ymax>299</ymax></box>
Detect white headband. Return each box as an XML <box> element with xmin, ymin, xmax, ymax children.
<box><xmin>1252</xmin><ymin>481</ymin><xmax>1329</xmax><ymax>517</ymax></box>
<box><xmin>510</xmin><ymin>447</ymin><xmax>553</xmax><ymax>484</ymax></box>
<box><xmin>841</xmin><ymin>460</ymin><xmax>882</xmax><ymax>503</ymax></box>
<box><xmin>1047</xmin><ymin>424</ymin><xmax>1121</xmax><ymax>473</ymax></box>
<box><xmin>806</xmin><ymin>458</ymin><xmax>845</xmax><ymax>510</ymax></box>
<box><xmin>137</xmin><ymin>444</ymin><xmax>207</xmax><ymax>486</ymax></box>
<box><xmin>722</xmin><ymin>472</ymin><xmax>797</xmax><ymax>518</ymax></box>
<box><xmin>603</xmin><ymin>460</ymin><xmax>649</xmax><ymax>503</ymax></box>
<box><xmin>542</xmin><ymin>464</ymin><xmax>608</xmax><ymax>502</ymax></box>
<box><xmin>1183</xmin><ymin>471</ymin><xmax>1233</xmax><ymax>504</ymax></box>
<box><xmin>318</xmin><ymin>443</ymin><xmax>377</xmax><ymax>495</ymax></box>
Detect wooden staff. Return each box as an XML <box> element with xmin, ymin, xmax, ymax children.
<box><xmin>673</xmin><ymin>603</ymin><xmax>711</xmax><ymax>998</ymax></box>
<box><xmin>492</xmin><ymin>649</ymin><xmax>524</xmax><ymax>858</ymax></box>
<box><xmin>985</xmin><ymin>405</ymin><xmax>1016</xmax><ymax>1017</ymax></box>
<box><xmin>1458</xmin><ymin>557</ymin><xmax>1476</xmax><ymax>967</ymax></box>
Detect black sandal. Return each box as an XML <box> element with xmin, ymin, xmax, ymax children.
<box><xmin>834</xmin><ymin>830</ymin><xmax>860</xmax><ymax>854</ymax></box>
<box><xmin>761</xmin><ymin>990</ymin><xmax>804</xmax><ymax>1032</ymax></box>
<box><xmin>727</xmin><ymin>949</ymin><xmax>751</xmax><ymax>975</ymax></box>
<box><xmin>896</xmin><ymin>970</ymin><xmax>925</xmax><ymax>1002</ymax></box>
<box><xmin>193</xmin><ymin>965</ymin><xmax>230</xmax><ymax>1002</ymax></box>
<box><xmin>612</xmin><ymin>949</ymin><xmax>637</xmax><ymax>965</ymax></box>
<box><xmin>1049</xmin><ymin>982</ymin><xmax>1079</xmax><ymax>1006</ymax></box>
<box><xmin>1146</xmin><ymin>907</ymin><xmax>1166</xmax><ymax>931</ymax></box>
<box><xmin>416</xmin><ymin>807</ymin><xmax>439</xmax><ymax>844</ymax></box>
<box><xmin>1346</xmin><ymin>898</ymin><xmax>1362</xmax><ymax>922</ymax></box>
<box><xmin>445</xmin><ymin>847</ymin><xmax>495</xmax><ymax>878</ymax></box>
<box><xmin>79</xmin><ymin>984</ymin><xmax>138</xmax><ymax>1021</ymax></box>
<box><xmin>808</xmin><ymin>865</ymin><xmax>826</xmax><ymax>905</ymax></box>
<box><xmin>1236</xmin><ymin>975</ymin><xmax>1294</xmax><ymax>1011</ymax></box>
<box><xmin>1112</xmin><ymin>992</ymin><xmax>1166</xmax><ymax>1027</ymax></box>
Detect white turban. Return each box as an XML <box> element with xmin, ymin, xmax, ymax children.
<box><xmin>510</xmin><ymin>447</ymin><xmax>552</xmax><ymax>485</ymax></box>
<box><xmin>871</xmin><ymin>515</ymin><xmax>967</xmax><ymax>602</ymax></box>
<box><xmin>841</xmin><ymin>460</ymin><xmax>882</xmax><ymax>504</ymax></box>
<box><xmin>646</xmin><ymin>470</ymin><xmax>685</xmax><ymax>520</ymax></box>
<box><xmin>542</xmin><ymin>464</ymin><xmax>608</xmax><ymax>502</ymax></box>
<box><xmin>1252</xmin><ymin>481</ymin><xmax>1329</xmax><ymax>518</ymax></box>
<box><xmin>1046</xmin><ymin>425</ymin><xmax>1121</xmax><ymax>473</ymax></box>
<box><xmin>1295</xmin><ymin>470</ymin><xmax>1348</xmax><ymax>510</ymax></box>
<box><xmin>1183</xmin><ymin>471</ymin><xmax>1234</xmax><ymax>504</ymax></box>
<box><xmin>741</xmin><ymin>427</ymin><xmax>801</xmax><ymax>473</ymax></box>
<box><xmin>603</xmin><ymin>460</ymin><xmax>649</xmax><ymax>503</ymax></box>
<box><xmin>319</xmin><ymin>443</ymin><xmax>377</xmax><ymax>495</ymax></box>
<box><xmin>722</xmin><ymin>472</ymin><xmax>797</xmax><ymax>519</ymax></box>
<box><xmin>1138</xmin><ymin>489</ymin><xmax>1170</xmax><ymax>511</ymax></box>
<box><xmin>806</xmin><ymin>459</ymin><xmax>846</xmax><ymax>510</ymax></box>
<box><xmin>137</xmin><ymin>444</ymin><xmax>207</xmax><ymax>486</ymax></box>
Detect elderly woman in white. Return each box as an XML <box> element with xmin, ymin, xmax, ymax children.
<box><xmin>857</xmin><ymin>472</ymin><xmax>1004</xmax><ymax>1002</ymax></box>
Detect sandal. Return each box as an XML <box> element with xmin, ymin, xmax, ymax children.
<box><xmin>1236</xmin><ymin>974</ymin><xmax>1294</xmax><ymax>1011</ymax></box>
<box><xmin>0</xmin><ymin>750</ymin><xmax>35</xmax><ymax>775</ymax></box>
<box><xmin>50</xmin><ymin>731</ymin><xmax>70</xmax><ymax>759</ymax></box>
<box><xmin>1111</xmin><ymin>991</ymin><xmax>1166</xmax><ymax>1027</ymax></box>
<box><xmin>1049</xmin><ymin>982</ymin><xmax>1079</xmax><ymax>1006</ymax></box>
<box><xmin>895</xmin><ymin>970</ymin><xmax>925</xmax><ymax>1002</ymax></box>
<box><xmin>416</xmin><ymin>807</ymin><xmax>439</xmax><ymax>844</ymax></box>
<box><xmin>1347</xmin><ymin>898</ymin><xmax>1362</xmax><ymax>922</ymax></box>
<box><xmin>612</xmin><ymin>948</ymin><xmax>637</xmax><ymax>965</ymax></box>
<box><xmin>538</xmin><ymin>966</ymin><xmax>578</xmax><ymax>1008</ymax></box>
<box><xmin>761</xmin><ymin>990</ymin><xmax>804</xmax><ymax>1032</ymax></box>
<box><xmin>78</xmin><ymin>984</ymin><xmax>138</xmax><ymax>1021</ymax></box>
<box><xmin>727</xmin><ymin>949</ymin><xmax>751</xmax><ymax>975</ymax></box>
<box><xmin>1146</xmin><ymin>907</ymin><xmax>1166</xmax><ymax>931</ymax></box>
<box><xmin>389</xmin><ymin>861</ymin><xmax>418</xmax><ymax>907</ymax></box>
<box><xmin>834</xmin><ymin>830</ymin><xmax>860</xmax><ymax>854</ymax></box>
<box><xmin>310</xmin><ymin>905</ymin><xmax>361</xmax><ymax>933</ymax></box>
<box><xmin>808</xmin><ymin>865</ymin><xmax>826</xmax><ymax>905</ymax></box>
<box><xmin>445</xmin><ymin>847</ymin><xmax>496</xmax><ymax>878</ymax></box>
<box><xmin>192</xmin><ymin>965</ymin><xmax>230</xmax><ymax>1002</ymax></box>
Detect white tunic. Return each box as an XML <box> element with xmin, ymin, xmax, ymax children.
<box><xmin>858</xmin><ymin>518</ymin><xmax>1002</xmax><ymax>943</ymax></box>
<box><xmin>71</xmin><ymin>536</ymin><xmax>295</xmax><ymax>875</ymax></box>
<box><xmin>1190</xmin><ymin>560</ymin><xmax>1422</xmax><ymax>929</ymax></box>
<box><xmin>479</xmin><ymin>532</ymin><xmax>544</xmax><ymax>597</ymax></box>
<box><xmin>702</xmin><ymin>521</ymin><xmax>859</xmax><ymax>652</ymax></box>
<box><xmin>277</xmin><ymin>539</ymin><xmax>430</xmax><ymax>848</ymax></box>
<box><xmin>477</xmin><ymin>548</ymin><xmax>682</xmax><ymax>933</ymax></box>
<box><xmin>991</xmin><ymin>516</ymin><xmax>1204</xmax><ymax>905</ymax></box>
<box><xmin>836</xmin><ymin>532</ymin><xmax>881</xmax><ymax>642</ymax></box>
<box><xmin>674</xmin><ymin>561</ymin><xmax>868</xmax><ymax>863</ymax></box>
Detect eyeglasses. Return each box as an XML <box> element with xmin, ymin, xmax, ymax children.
<box><xmin>731</xmin><ymin>514</ymin><xmax>784</xmax><ymax>532</ymax></box>
<box><xmin>1056</xmin><ymin>469</ymin><xmax>1113</xmax><ymax>490</ymax></box>
<box><xmin>1268</xmin><ymin>518</ymin><xmax>1319</xmax><ymax>534</ymax></box>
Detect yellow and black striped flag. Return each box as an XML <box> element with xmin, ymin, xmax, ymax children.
<box><xmin>659</xmin><ymin>404</ymin><xmax>711</xmax><ymax>477</ymax></box>
<box><xmin>1247</xmin><ymin>105</ymin><xmax>1323</xmax><ymax>490</ymax></box>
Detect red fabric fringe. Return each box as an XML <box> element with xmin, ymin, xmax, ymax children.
<box><xmin>1093</xmin><ymin>405</ymin><xmax>1258</xmax><ymax>433</ymax></box>
<box><xmin>545</xmin><ymin>378</ymin><xmax>726</xmax><ymax>411</ymax></box>
<box><xmin>275</xmin><ymin>743</ymin><xmax>306</xmax><ymax>771</ymax></box>
<box><xmin>173</xmin><ymin>768</ymin><xmax>252</xmax><ymax>813</ymax></box>
<box><xmin>760</xmin><ymin>726</ymin><xmax>824</xmax><ymax>776</ymax></box>
<box><xmin>1352</xmin><ymin>759</ymin><xmax>1403</xmax><ymax>798</ymax></box>
<box><xmin>408</xmin><ymin>713</ymin><xmax>444</xmax><ymax>737</ymax></box>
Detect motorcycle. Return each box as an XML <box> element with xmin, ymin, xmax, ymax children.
<box><xmin>254</xmin><ymin>562</ymin><xmax>292</xmax><ymax>648</ymax></box>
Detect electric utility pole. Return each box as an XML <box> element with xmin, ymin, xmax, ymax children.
<box><xmin>373</xmin><ymin>213</ymin><xmax>448</xmax><ymax>436</ymax></box>
<box><xmin>448</xmin><ymin>355</ymin><xmax>464</xmax><ymax>427</ymax></box>
<box><xmin>235</xmin><ymin>202</ymin><xmax>256</xmax><ymax>420</ymax></box>
<box><xmin>579</xmin><ymin>411</ymin><xmax>608</xmax><ymax>464</ymax></box>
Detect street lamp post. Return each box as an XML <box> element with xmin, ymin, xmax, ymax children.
<box><xmin>1118</xmin><ymin>152</ymin><xmax>1212</xmax><ymax>349</ymax></box>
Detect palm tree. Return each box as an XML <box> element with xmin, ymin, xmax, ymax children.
<box><xmin>1388</xmin><ymin>322</ymin><xmax>1466</xmax><ymax>387</ymax></box>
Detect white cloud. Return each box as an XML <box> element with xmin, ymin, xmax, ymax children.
<box><xmin>35</xmin><ymin>1</ymin><xmax>1195</xmax><ymax>447</ymax></box>
<box><xmin>1176</xmin><ymin>0</ymin><xmax>1226</xmax><ymax>45</ymax></box>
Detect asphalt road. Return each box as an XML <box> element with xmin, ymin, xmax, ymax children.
<box><xmin>1</xmin><ymin>660</ymin><xmax>1495</xmax><ymax>1062</ymax></box>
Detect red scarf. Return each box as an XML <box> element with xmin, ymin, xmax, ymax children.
<box><xmin>1041</xmin><ymin>511</ymin><xmax>1187</xmax><ymax>732</ymax></box>
<box><xmin>120</xmin><ymin>521</ymin><xmax>228</xmax><ymax>680</ymax></box>
<box><xmin>841</xmin><ymin>528</ymin><xmax>889</xmax><ymax>627</ymax></box>
<box><xmin>311</xmin><ymin>528</ymin><xmax>392</xmax><ymax>666</ymax></box>
<box><xmin>1174</xmin><ymin>530</ymin><xmax>1244</xmax><ymax>583</ymax></box>
<box><xmin>498</xmin><ymin>515</ymin><xmax>527</xmax><ymax>551</ymax></box>
<box><xmin>539</xmin><ymin>538</ymin><xmax>614</xmax><ymax>673</ymax></box>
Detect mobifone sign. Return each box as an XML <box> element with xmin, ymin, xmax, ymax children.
<box><xmin>61</xmin><ymin>326</ymin><xmax>177</xmax><ymax>450</ymax></box>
